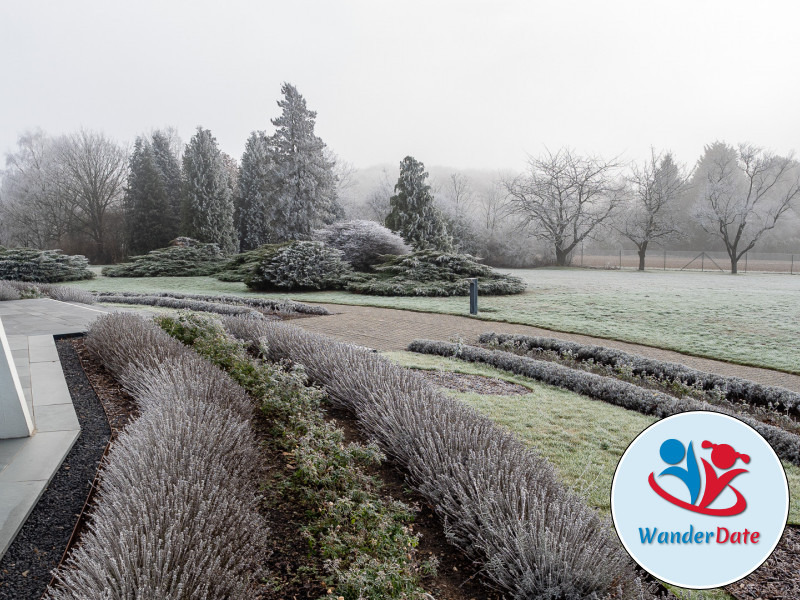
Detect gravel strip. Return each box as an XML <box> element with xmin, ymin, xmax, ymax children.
<box><xmin>0</xmin><ymin>338</ymin><xmax>110</xmax><ymax>600</ymax></box>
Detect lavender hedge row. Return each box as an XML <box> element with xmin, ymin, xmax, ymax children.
<box><xmin>410</xmin><ymin>339</ymin><xmax>800</xmax><ymax>466</ymax></box>
<box><xmin>480</xmin><ymin>332</ymin><xmax>800</xmax><ymax>417</ymax></box>
<box><xmin>94</xmin><ymin>290</ymin><xmax>329</xmax><ymax>315</ymax></box>
<box><xmin>46</xmin><ymin>314</ymin><xmax>267</xmax><ymax>600</ymax></box>
<box><xmin>223</xmin><ymin>315</ymin><xmax>655</xmax><ymax>600</ymax></box>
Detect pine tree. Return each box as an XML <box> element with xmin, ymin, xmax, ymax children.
<box><xmin>237</xmin><ymin>131</ymin><xmax>272</xmax><ymax>250</ymax></box>
<box><xmin>123</xmin><ymin>137</ymin><xmax>172</xmax><ymax>254</ymax></box>
<box><xmin>262</xmin><ymin>83</ymin><xmax>341</xmax><ymax>242</ymax></box>
<box><xmin>385</xmin><ymin>156</ymin><xmax>451</xmax><ymax>250</ymax></box>
<box><xmin>151</xmin><ymin>130</ymin><xmax>183</xmax><ymax>241</ymax></box>
<box><xmin>181</xmin><ymin>127</ymin><xmax>238</xmax><ymax>254</ymax></box>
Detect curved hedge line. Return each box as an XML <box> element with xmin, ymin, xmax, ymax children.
<box><xmin>480</xmin><ymin>332</ymin><xmax>800</xmax><ymax>417</ymax></box>
<box><xmin>408</xmin><ymin>339</ymin><xmax>800</xmax><ymax>467</ymax></box>
<box><xmin>222</xmin><ymin>316</ymin><xmax>655</xmax><ymax>600</ymax></box>
<box><xmin>46</xmin><ymin>314</ymin><xmax>267</xmax><ymax>599</ymax></box>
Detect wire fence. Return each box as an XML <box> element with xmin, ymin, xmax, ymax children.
<box><xmin>574</xmin><ymin>248</ymin><xmax>799</xmax><ymax>273</ymax></box>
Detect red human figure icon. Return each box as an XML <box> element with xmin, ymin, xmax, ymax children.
<box><xmin>698</xmin><ymin>441</ymin><xmax>750</xmax><ymax>511</ymax></box>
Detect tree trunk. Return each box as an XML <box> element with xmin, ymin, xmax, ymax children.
<box><xmin>637</xmin><ymin>241</ymin><xmax>648</xmax><ymax>271</ymax></box>
<box><xmin>730</xmin><ymin>256</ymin><xmax>738</xmax><ymax>274</ymax></box>
<box><xmin>555</xmin><ymin>247</ymin><xmax>570</xmax><ymax>266</ymax></box>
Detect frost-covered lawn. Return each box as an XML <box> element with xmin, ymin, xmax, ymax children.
<box><xmin>72</xmin><ymin>267</ymin><xmax>800</xmax><ymax>373</ymax></box>
<box><xmin>386</xmin><ymin>351</ymin><xmax>800</xmax><ymax>526</ymax></box>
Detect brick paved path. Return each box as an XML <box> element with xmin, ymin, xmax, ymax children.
<box><xmin>293</xmin><ymin>304</ymin><xmax>800</xmax><ymax>393</ymax></box>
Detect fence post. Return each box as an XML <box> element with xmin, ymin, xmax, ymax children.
<box><xmin>663</xmin><ymin>248</ymin><xmax>666</xmax><ymax>271</ymax></box>
<box><xmin>619</xmin><ymin>249</ymin><xmax>622</xmax><ymax>269</ymax></box>
<box><xmin>701</xmin><ymin>252</ymin><xmax>705</xmax><ymax>272</ymax></box>
<box><xmin>792</xmin><ymin>254</ymin><xmax>794</xmax><ymax>275</ymax></box>
<box><xmin>745</xmin><ymin>252</ymin><xmax>748</xmax><ymax>273</ymax></box>
<box><xmin>469</xmin><ymin>278</ymin><xmax>478</xmax><ymax>315</ymax></box>
<box><xmin>580</xmin><ymin>241</ymin><xmax>584</xmax><ymax>267</ymax></box>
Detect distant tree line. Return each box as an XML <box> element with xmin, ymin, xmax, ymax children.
<box><xmin>2</xmin><ymin>83</ymin><xmax>798</xmax><ymax>274</ymax></box>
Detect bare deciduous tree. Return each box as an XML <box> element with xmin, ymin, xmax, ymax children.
<box><xmin>477</xmin><ymin>178</ymin><xmax>509</xmax><ymax>235</ymax></box>
<box><xmin>693</xmin><ymin>142</ymin><xmax>800</xmax><ymax>274</ymax></box>
<box><xmin>619</xmin><ymin>150</ymin><xmax>687</xmax><ymax>270</ymax></box>
<box><xmin>55</xmin><ymin>129</ymin><xmax>127</xmax><ymax>262</ymax></box>
<box><xmin>364</xmin><ymin>168</ymin><xmax>393</xmax><ymax>222</ymax></box>
<box><xmin>505</xmin><ymin>149</ymin><xmax>624</xmax><ymax>266</ymax></box>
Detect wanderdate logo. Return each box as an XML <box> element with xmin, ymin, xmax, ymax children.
<box><xmin>611</xmin><ymin>412</ymin><xmax>788</xmax><ymax>589</ymax></box>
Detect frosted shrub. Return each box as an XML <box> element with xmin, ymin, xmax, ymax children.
<box><xmin>223</xmin><ymin>316</ymin><xmax>653</xmax><ymax>600</ymax></box>
<box><xmin>0</xmin><ymin>280</ymin><xmax>22</xmax><ymax>300</ymax></box>
<box><xmin>0</xmin><ymin>280</ymin><xmax>95</xmax><ymax>304</ymax></box>
<box><xmin>481</xmin><ymin>332</ymin><xmax>800</xmax><ymax>417</ymax></box>
<box><xmin>347</xmin><ymin>250</ymin><xmax>526</xmax><ymax>296</ymax></box>
<box><xmin>102</xmin><ymin>237</ymin><xmax>226</xmax><ymax>277</ymax></box>
<box><xmin>245</xmin><ymin>240</ymin><xmax>353</xmax><ymax>291</ymax></box>
<box><xmin>49</xmin><ymin>313</ymin><xmax>267</xmax><ymax>599</ymax></box>
<box><xmin>313</xmin><ymin>219</ymin><xmax>411</xmax><ymax>271</ymax></box>
<box><xmin>0</xmin><ymin>247</ymin><xmax>94</xmax><ymax>282</ymax></box>
<box><xmin>410</xmin><ymin>339</ymin><xmax>800</xmax><ymax>466</ymax></box>
<box><xmin>94</xmin><ymin>290</ymin><xmax>329</xmax><ymax>315</ymax></box>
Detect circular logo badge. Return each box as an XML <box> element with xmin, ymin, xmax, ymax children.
<box><xmin>611</xmin><ymin>411</ymin><xmax>789</xmax><ymax>589</ymax></box>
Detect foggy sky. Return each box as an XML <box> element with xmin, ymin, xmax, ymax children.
<box><xmin>1</xmin><ymin>0</ymin><xmax>798</xmax><ymax>172</ymax></box>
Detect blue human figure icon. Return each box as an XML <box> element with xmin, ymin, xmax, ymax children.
<box><xmin>658</xmin><ymin>438</ymin><xmax>701</xmax><ymax>505</ymax></box>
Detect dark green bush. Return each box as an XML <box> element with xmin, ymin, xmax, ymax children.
<box><xmin>0</xmin><ymin>248</ymin><xmax>94</xmax><ymax>282</ymax></box>
<box><xmin>215</xmin><ymin>246</ymin><xmax>272</xmax><ymax>282</ymax></box>
<box><xmin>245</xmin><ymin>241</ymin><xmax>353</xmax><ymax>292</ymax></box>
<box><xmin>347</xmin><ymin>250</ymin><xmax>526</xmax><ymax>296</ymax></box>
<box><xmin>102</xmin><ymin>238</ymin><xmax>226</xmax><ymax>277</ymax></box>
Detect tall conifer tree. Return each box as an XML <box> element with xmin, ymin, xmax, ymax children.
<box><xmin>151</xmin><ymin>129</ymin><xmax>183</xmax><ymax>241</ymax></box>
<box><xmin>237</xmin><ymin>131</ymin><xmax>272</xmax><ymax>250</ymax></box>
<box><xmin>123</xmin><ymin>137</ymin><xmax>172</xmax><ymax>254</ymax></box>
<box><xmin>385</xmin><ymin>156</ymin><xmax>451</xmax><ymax>250</ymax></box>
<box><xmin>181</xmin><ymin>127</ymin><xmax>238</xmax><ymax>253</ymax></box>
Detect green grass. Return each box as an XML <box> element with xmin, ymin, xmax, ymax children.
<box><xmin>384</xmin><ymin>351</ymin><xmax>800</xmax><ymax>526</ymax></box>
<box><xmin>69</xmin><ymin>267</ymin><xmax>800</xmax><ymax>373</ymax></box>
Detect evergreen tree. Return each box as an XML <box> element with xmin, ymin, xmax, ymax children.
<box><xmin>181</xmin><ymin>127</ymin><xmax>238</xmax><ymax>254</ymax></box>
<box><xmin>261</xmin><ymin>83</ymin><xmax>341</xmax><ymax>242</ymax></box>
<box><xmin>385</xmin><ymin>156</ymin><xmax>451</xmax><ymax>250</ymax></box>
<box><xmin>151</xmin><ymin>130</ymin><xmax>183</xmax><ymax>241</ymax></box>
<box><xmin>123</xmin><ymin>137</ymin><xmax>172</xmax><ymax>254</ymax></box>
<box><xmin>237</xmin><ymin>131</ymin><xmax>272</xmax><ymax>250</ymax></box>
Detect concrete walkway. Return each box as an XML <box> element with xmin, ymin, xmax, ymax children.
<box><xmin>293</xmin><ymin>304</ymin><xmax>800</xmax><ymax>393</ymax></box>
<box><xmin>0</xmin><ymin>299</ymin><xmax>113</xmax><ymax>559</ymax></box>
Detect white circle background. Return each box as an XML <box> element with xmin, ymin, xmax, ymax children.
<box><xmin>611</xmin><ymin>411</ymin><xmax>789</xmax><ymax>589</ymax></box>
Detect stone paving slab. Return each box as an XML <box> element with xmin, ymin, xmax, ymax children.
<box><xmin>0</xmin><ymin>298</ymin><xmax>115</xmax><ymax>559</ymax></box>
<box><xmin>294</xmin><ymin>303</ymin><xmax>800</xmax><ymax>393</ymax></box>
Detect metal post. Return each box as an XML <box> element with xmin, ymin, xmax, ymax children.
<box><xmin>469</xmin><ymin>278</ymin><xmax>478</xmax><ymax>315</ymax></box>
<box><xmin>701</xmin><ymin>252</ymin><xmax>704</xmax><ymax>272</ymax></box>
<box><xmin>744</xmin><ymin>252</ymin><xmax>748</xmax><ymax>273</ymax></box>
<box><xmin>619</xmin><ymin>249</ymin><xmax>622</xmax><ymax>269</ymax></box>
<box><xmin>663</xmin><ymin>248</ymin><xmax>666</xmax><ymax>271</ymax></box>
<box><xmin>580</xmin><ymin>241</ymin><xmax>584</xmax><ymax>267</ymax></box>
<box><xmin>792</xmin><ymin>254</ymin><xmax>794</xmax><ymax>275</ymax></box>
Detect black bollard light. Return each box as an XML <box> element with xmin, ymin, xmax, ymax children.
<box><xmin>469</xmin><ymin>278</ymin><xmax>478</xmax><ymax>315</ymax></box>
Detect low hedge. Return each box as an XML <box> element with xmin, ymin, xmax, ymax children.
<box><xmin>409</xmin><ymin>339</ymin><xmax>800</xmax><ymax>466</ymax></box>
<box><xmin>0</xmin><ymin>248</ymin><xmax>94</xmax><ymax>282</ymax></box>
<box><xmin>0</xmin><ymin>280</ymin><xmax>95</xmax><ymax>304</ymax></box>
<box><xmin>480</xmin><ymin>332</ymin><xmax>800</xmax><ymax>418</ymax></box>
<box><xmin>222</xmin><ymin>316</ymin><xmax>654</xmax><ymax>600</ymax></box>
<box><xmin>47</xmin><ymin>314</ymin><xmax>267</xmax><ymax>599</ymax></box>
<box><xmin>94</xmin><ymin>290</ymin><xmax>329</xmax><ymax>316</ymax></box>
<box><xmin>102</xmin><ymin>238</ymin><xmax>227</xmax><ymax>277</ymax></box>
<box><xmin>346</xmin><ymin>250</ymin><xmax>526</xmax><ymax>296</ymax></box>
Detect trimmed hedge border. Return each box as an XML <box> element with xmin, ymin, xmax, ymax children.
<box><xmin>480</xmin><ymin>332</ymin><xmax>800</xmax><ymax>418</ymax></box>
<box><xmin>45</xmin><ymin>314</ymin><xmax>268</xmax><ymax>599</ymax></box>
<box><xmin>223</xmin><ymin>316</ymin><xmax>655</xmax><ymax>600</ymax></box>
<box><xmin>408</xmin><ymin>339</ymin><xmax>800</xmax><ymax>467</ymax></box>
<box><xmin>94</xmin><ymin>290</ymin><xmax>330</xmax><ymax>316</ymax></box>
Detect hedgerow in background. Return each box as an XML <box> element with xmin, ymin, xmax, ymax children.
<box><xmin>385</xmin><ymin>156</ymin><xmax>452</xmax><ymax>251</ymax></box>
<box><xmin>102</xmin><ymin>237</ymin><xmax>227</xmax><ymax>277</ymax></box>
<box><xmin>182</xmin><ymin>127</ymin><xmax>238</xmax><ymax>254</ymax></box>
<box><xmin>158</xmin><ymin>312</ymin><xmax>436</xmax><ymax>599</ymax></box>
<box><xmin>245</xmin><ymin>241</ymin><xmax>353</xmax><ymax>291</ymax></box>
<box><xmin>0</xmin><ymin>247</ymin><xmax>94</xmax><ymax>282</ymax></box>
<box><xmin>346</xmin><ymin>250</ymin><xmax>526</xmax><ymax>296</ymax></box>
<box><xmin>312</xmin><ymin>219</ymin><xmax>410</xmax><ymax>271</ymax></box>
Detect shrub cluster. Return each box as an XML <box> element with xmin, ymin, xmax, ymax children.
<box><xmin>346</xmin><ymin>250</ymin><xmax>526</xmax><ymax>296</ymax></box>
<box><xmin>0</xmin><ymin>279</ymin><xmax>95</xmax><ymax>304</ymax></box>
<box><xmin>409</xmin><ymin>340</ymin><xmax>800</xmax><ymax>466</ymax></box>
<box><xmin>46</xmin><ymin>314</ymin><xmax>267</xmax><ymax>600</ymax></box>
<box><xmin>0</xmin><ymin>247</ymin><xmax>94</xmax><ymax>282</ymax></box>
<box><xmin>222</xmin><ymin>316</ymin><xmax>653</xmax><ymax>600</ymax></box>
<box><xmin>312</xmin><ymin>219</ymin><xmax>411</xmax><ymax>271</ymax></box>
<box><xmin>480</xmin><ymin>332</ymin><xmax>800</xmax><ymax>418</ymax></box>
<box><xmin>102</xmin><ymin>237</ymin><xmax>227</xmax><ymax>277</ymax></box>
<box><xmin>94</xmin><ymin>290</ymin><xmax>329</xmax><ymax>315</ymax></box>
<box><xmin>158</xmin><ymin>312</ymin><xmax>435</xmax><ymax>599</ymax></box>
<box><xmin>214</xmin><ymin>245</ymin><xmax>272</xmax><ymax>282</ymax></box>
<box><xmin>96</xmin><ymin>294</ymin><xmax>267</xmax><ymax>318</ymax></box>
<box><xmin>245</xmin><ymin>241</ymin><xmax>353</xmax><ymax>291</ymax></box>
